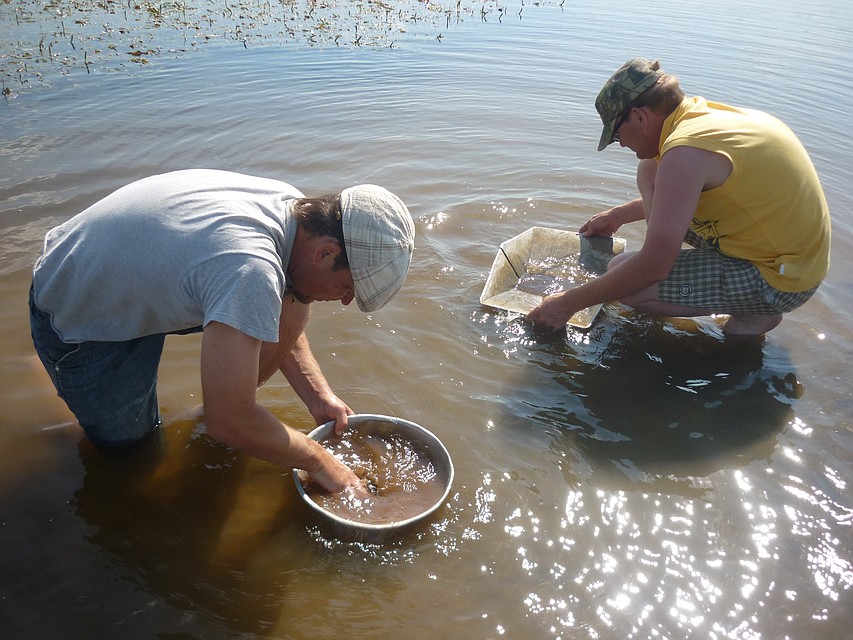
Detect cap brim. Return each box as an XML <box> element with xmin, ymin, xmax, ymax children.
<box><xmin>351</xmin><ymin>258</ymin><xmax>410</xmax><ymax>312</ymax></box>
<box><xmin>597</xmin><ymin>122</ymin><xmax>614</xmax><ymax>151</ymax></box>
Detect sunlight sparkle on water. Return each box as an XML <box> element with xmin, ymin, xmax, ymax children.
<box><xmin>608</xmin><ymin>592</ymin><xmax>631</xmax><ymax>610</ymax></box>
<box><xmin>422</xmin><ymin>210</ymin><xmax>447</xmax><ymax>229</ymax></box>
<box><xmin>789</xmin><ymin>416</ymin><xmax>813</xmax><ymax>436</ymax></box>
<box><xmin>735</xmin><ymin>470</ymin><xmax>752</xmax><ymax>492</ymax></box>
<box><xmin>563</xmin><ymin>490</ymin><xmax>584</xmax><ymax>525</ymax></box>
<box><xmin>783</xmin><ymin>446</ymin><xmax>802</xmax><ymax>463</ymax></box>
<box><xmin>473</xmin><ymin>473</ymin><xmax>496</xmax><ymax>524</ymax></box>
<box><xmin>489</xmin><ymin>201</ymin><xmax>519</xmax><ymax>217</ymax></box>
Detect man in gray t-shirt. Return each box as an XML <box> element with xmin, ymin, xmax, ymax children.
<box><xmin>30</xmin><ymin>169</ymin><xmax>415</xmax><ymax>494</ymax></box>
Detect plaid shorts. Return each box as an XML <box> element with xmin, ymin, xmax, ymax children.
<box><xmin>657</xmin><ymin>230</ymin><xmax>819</xmax><ymax>314</ymax></box>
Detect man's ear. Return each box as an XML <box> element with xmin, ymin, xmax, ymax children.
<box><xmin>313</xmin><ymin>238</ymin><xmax>342</xmax><ymax>264</ymax></box>
<box><xmin>635</xmin><ymin>105</ymin><xmax>656</xmax><ymax>130</ymax></box>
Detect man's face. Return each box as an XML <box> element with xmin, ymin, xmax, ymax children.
<box><xmin>290</xmin><ymin>245</ymin><xmax>356</xmax><ymax>306</ymax></box>
<box><xmin>614</xmin><ymin>107</ymin><xmax>660</xmax><ymax>160</ymax></box>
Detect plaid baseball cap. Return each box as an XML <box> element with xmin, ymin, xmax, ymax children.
<box><xmin>341</xmin><ymin>184</ymin><xmax>415</xmax><ymax>312</ymax></box>
<box><xmin>595</xmin><ymin>57</ymin><xmax>663</xmax><ymax>151</ymax></box>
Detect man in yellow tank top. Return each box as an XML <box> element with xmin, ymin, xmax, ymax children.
<box><xmin>528</xmin><ymin>57</ymin><xmax>831</xmax><ymax>336</ymax></box>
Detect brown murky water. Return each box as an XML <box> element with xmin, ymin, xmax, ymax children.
<box><xmin>304</xmin><ymin>426</ymin><xmax>446</xmax><ymax>525</ymax></box>
<box><xmin>1</xmin><ymin>0</ymin><xmax>852</xmax><ymax>638</ymax></box>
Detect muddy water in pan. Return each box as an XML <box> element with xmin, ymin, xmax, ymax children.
<box><xmin>304</xmin><ymin>429</ymin><xmax>445</xmax><ymax>525</ymax></box>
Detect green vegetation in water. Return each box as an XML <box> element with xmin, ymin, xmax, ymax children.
<box><xmin>1</xmin><ymin>0</ymin><xmax>564</xmax><ymax>95</ymax></box>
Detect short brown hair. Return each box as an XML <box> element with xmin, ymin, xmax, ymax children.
<box><xmin>292</xmin><ymin>194</ymin><xmax>349</xmax><ymax>270</ymax></box>
<box><xmin>632</xmin><ymin>73</ymin><xmax>685</xmax><ymax>116</ymax></box>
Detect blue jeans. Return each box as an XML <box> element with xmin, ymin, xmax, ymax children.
<box><xmin>29</xmin><ymin>286</ymin><xmax>165</xmax><ymax>447</ymax></box>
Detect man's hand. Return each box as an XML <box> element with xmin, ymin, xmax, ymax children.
<box><xmin>526</xmin><ymin>292</ymin><xmax>575</xmax><ymax>330</ymax></box>
<box><xmin>579</xmin><ymin>210</ymin><xmax>622</xmax><ymax>237</ymax></box>
<box><xmin>302</xmin><ymin>438</ymin><xmax>363</xmax><ymax>493</ymax></box>
<box><xmin>579</xmin><ymin>199</ymin><xmax>646</xmax><ymax>238</ymax></box>
<box><xmin>307</xmin><ymin>391</ymin><xmax>354</xmax><ymax>436</ymax></box>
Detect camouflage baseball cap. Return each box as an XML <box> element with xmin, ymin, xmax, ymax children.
<box><xmin>595</xmin><ymin>57</ymin><xmax>663</xmax><ymax>151</ymax></box>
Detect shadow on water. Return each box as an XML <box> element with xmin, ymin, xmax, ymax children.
<box><xmin>71</xmin><ymin>423</ymin><xmax>297</xmax><ymax>633</ymax></box>
<box><xmin>69</xmin><ymin>415</ymin><xmax>437</xmax><ymax>636</ymax></box>
<box><xmin>502</xmin><ymin>306</ymin><xmax>801</xmax><ymax>489</ymax></box>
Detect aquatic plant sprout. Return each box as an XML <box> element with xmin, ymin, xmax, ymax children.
<box><xmin>1</xmin><ymin>0</ymin><xmax>563</xmax><ymax>93</ymax></box>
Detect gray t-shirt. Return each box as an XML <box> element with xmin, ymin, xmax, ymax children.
<box><xmin>32</xmin><ymin>169</ymin><xmax>302</xmax><ymax>343</ymax></box>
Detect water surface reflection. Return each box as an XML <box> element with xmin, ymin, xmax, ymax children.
<box><xmin>2</xmin><ymin>0</ymin><xmax>852</xmax><ymax>638</ymax></box>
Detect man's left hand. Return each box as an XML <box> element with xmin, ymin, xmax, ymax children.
<box><xmin>308</xmin><ymin>392</ymin><xmax>354</xmax><ymax>435</ymax></box>
<box><xmin>526</xmin><ymin>293</ymin><xmax>575</xmax><ymax>330</ymax></box>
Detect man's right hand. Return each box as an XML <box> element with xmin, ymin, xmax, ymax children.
<box><xmin>303</xmin><ymin>441</ymin><xmax>366</xmax><ymax>494</ymax></box>
<box><xmin>579</xmin><ymin>209</ymin><xmax>622</xmax><ymax>237</ymax></box>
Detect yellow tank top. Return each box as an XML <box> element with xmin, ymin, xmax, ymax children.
<box><xmin>659</xmin><ymin>97</ymin><xmax>830</xmax><ymax>292</ymax></box>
